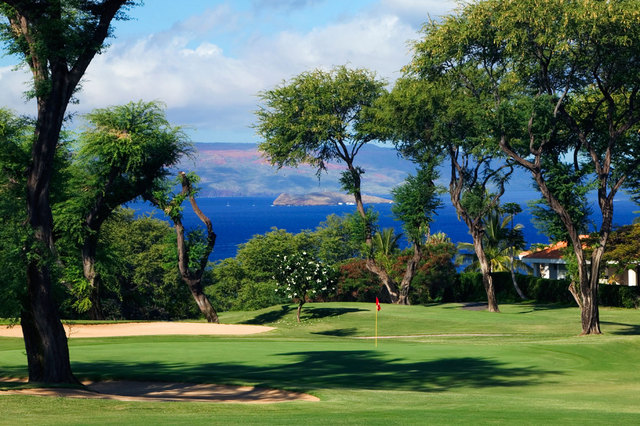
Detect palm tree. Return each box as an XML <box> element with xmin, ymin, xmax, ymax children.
<box><xmin>372</xmin><ymin>227</ymin><xmax>402</xmax><ymax>257</ymax></box>
<box><xmin>372</xmin><ymin>227</ymin><xmax>402</xmax><ymax>272</ymax></box>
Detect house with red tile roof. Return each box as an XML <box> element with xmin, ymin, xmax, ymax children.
<box><xmin>519</xmin><ymin>236</ymin><xmax>638</xmax><ymax>286</ymax></box>
<box><xmin>519</xmin><ymin>240</ymin><xmax>571</xmax><ymax>280</ymax></box>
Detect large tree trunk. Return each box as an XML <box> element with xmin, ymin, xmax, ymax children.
<box><xmin>579</xmin><ymin>248</ymin><xmax>603</xmax><ymax>335</ymax></box>
<box><xmin>7</xmin><ymin>0</ymin><xmax>131</xmax><ymax>385</ymax></box>
<box><xmin>580</xmin><ymin>284</ymin><xmax>600</xmax><ymax>335</ymax></box>
<box><xmin>81</xmin><ymin>235</ymin><xmax>104</xmax><ymax>320</ymax></box>
<box><xmin>168</xmin><ymin>172</ymin><xmax>219</xmax><ymax>323</ymax></box>
<box><xmin>184</xmin><ymin>277</ymin><xmax>219</xmax><ymax>323</ymax></box>
<box><xmin>499</xmin><ymin>137</ymin><xmax>609</xmax><ymax>334</ymax></box>
<box><xmin>366</xmin><ymin>259</ymin><xmax>400</xmax><ymax>303</ymax></box>
<box><xmin>473</xmin><ymin>234</ymin><xmax>499</xmax><ymax>312</ymax></box>
<box><xmin>22</xmin><ymin>265</ymin><xmax>77</xmax><ymax>384</ymax></box>
<box><xmin>22</xmin><ymin>97</ymin><xmax>77</xmax><ymax>384</ymax></box>
<box><xmin>397</xmin><ymin>244</ymin><xmax>422</xmax><ymax>305</ymax></box>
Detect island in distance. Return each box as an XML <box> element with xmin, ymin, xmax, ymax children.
<box><xmin>273</xmin><ymin>191</ymin><xmax>393</xmax><ymax>206</ymax></box>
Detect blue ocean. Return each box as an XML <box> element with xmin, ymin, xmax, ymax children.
<box><xmin>131</xmin><ymin>195</ymin><xmax>638</xmax><ymax>262</ymax></box>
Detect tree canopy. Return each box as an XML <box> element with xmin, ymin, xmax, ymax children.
<box><xmin>54</xmin><ymin>100</ymin><xmax>191</xmax><ymax>319</ymax></box>
<box><xmin>408</xmin><ymin>0</ymin><xmax>640</xmax><ymax>333</ymax></box>
<box><xmin>0</xmin><ymin>0</ymin><xmax>136</xmax><ymax>383</ymax></box>
<box><xmin>256</xmin><ymin>65</ymin><xmax>386</xmax><ymax>175</ymax></box>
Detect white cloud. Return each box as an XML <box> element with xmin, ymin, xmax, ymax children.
<box><xmin>0</xmin><ymin>1</ymin><xmax>458</xmax><ymax>142</ymax></box>
<box><xmin>0</xmin><ymin>65</ymin><xmax>35</xmax><ymax>116</ymax></box>
<box><xmin>379</xmin><ymin>0</ymin><xmax>458</xmax><ymax>22</ymax></box>
<box><xmin>253</xmin><ymin>14</ymin><xmax>415</xmax><ymax>80</ymax></box>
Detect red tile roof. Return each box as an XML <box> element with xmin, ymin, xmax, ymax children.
<box><xmin>520</xmin><ymin>236</ymin><xmax>589</xmax><ymax>260</ymax></box>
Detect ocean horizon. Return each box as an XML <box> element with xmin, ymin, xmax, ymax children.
<box><xmin>130</xmin><ymin>194</ymin><xmax>639</xmax><ymax>262</ymax></box>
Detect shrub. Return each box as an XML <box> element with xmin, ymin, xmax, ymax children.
<box><xmin>273</xmin><ymin>251</ymin><xmax>337</xmax><ymax>321</ymax></box>
<box><xmin>335</xmin><ymin>259</ymin><xmax>385</xmax><ymax>303</ymax></box>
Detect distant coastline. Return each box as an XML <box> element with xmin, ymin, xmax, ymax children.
<box><xmin>272</xmin><ymin>191</ymin><xmax>393</xmax><ymax>206</ymax></box>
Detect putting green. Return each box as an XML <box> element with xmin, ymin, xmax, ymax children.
<box><xmin>1</xmin><ymin>302</ymin><xmax>640</xmax><ymax>424</ymax></box>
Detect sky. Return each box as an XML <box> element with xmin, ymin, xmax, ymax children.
<box><xmin>0</xmin><ymin>0</ymin><xmax>457</xmax><ymax>143</ymax></box>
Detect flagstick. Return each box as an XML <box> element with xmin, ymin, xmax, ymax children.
<box><xmin>375</xmin><ymin>307</ymin><xmax>378</xmax><ymax>348</ymax></box>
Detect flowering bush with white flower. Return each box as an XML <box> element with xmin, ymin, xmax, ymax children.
<box><xmin>273</xmin><ymin>251</ymin><xmax>337</xmax><ymax>322</ymax></box>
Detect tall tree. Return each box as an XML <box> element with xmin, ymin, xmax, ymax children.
<box><xmin>0</xmin><ymin>0</ymin><xmax>135</xmax><ymax>382</ymax></box>
<box><xmin>389</xmin><ymin>164</ymin><xmax>443</xmax><ymax>304</ymax></box>
<box><xmin>379</xmin><ymin>77</ymin><xmax>512</xmax><ymax>312</ymax></box>
<box><xmin>55</xmin><ymin>101</ymin><xmax>191</xmax><ymax>319</ymax></box>
<box><xmin>151</xmin><ymin>172</ymin><xmax>219</xmax><ymax>323</ymax></box>
<box><xmin>457</xmin><ymin>205</ymin><xmax>530</xmax><ymax>300</ymax></box>
<box><xmin>410</xmin><ymin>0</ymin><xmax>640</xmax><ymax>334</ymax></box>
<box><xmin>256</xmin><ymin>66</ymin><xmax>405</xmax><ymax>301</ymax></box>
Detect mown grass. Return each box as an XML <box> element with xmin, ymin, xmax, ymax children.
<box><xmin>1</xmin><ymin>302</ymin><xmax>640</xmax><ymax>425</ymax></box>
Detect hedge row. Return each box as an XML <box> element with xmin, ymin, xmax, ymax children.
<box><xmin>452</xmin><ymin>272</ymin><xmax>640</xmax><ymax>308</ymax></box>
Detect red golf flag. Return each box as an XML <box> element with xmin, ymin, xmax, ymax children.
<box><xmin>376</xmin><ymin>297</ymin><xmax>381</xmax><ymax>311</ymax></box>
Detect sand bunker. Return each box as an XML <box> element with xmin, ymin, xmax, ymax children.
<box><xmin>0</xmin><ymin>322</ymin><xmax>319</xmax><ymax>403</ymax></box>
<box><xmin>0</xmin><ymin>322</ymin><xmax>274</xmax><ymax>338</ymax></box>
<box><xmin>1</xmin><ymin>380</ymin><xmax>318</xmax><ymax>403</ymax></box>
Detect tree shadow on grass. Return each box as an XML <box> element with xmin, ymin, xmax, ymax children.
<box><xmin>601</xmin><ymin>321</ymin><xmax>640</xmax><ymax>336</ymax></box>
<box><xmin>302</xmin><ymin>307</ymin><xmax>367</xmax><ymax>320</ymax></box>
<box><xmin>529</xmin><ymin>304</ymin><xmax>575</xmax><ymax>311</ymax></box>
<box><xmin>312</xmin><ymin>328</ymin><xmax>359</xmax><ymax>337</ymax></box>
<box><xmin>242</xmin><ymin>306</ymin><xmax>367</xmax><ymax>325</ymax></box>
<box><xmin>71</xmin><ymin>350</ymin><xmax>561</xmax><ymax>393</ymax></box>
<box><xmin>0</xmin><ymin>380</ymin><xmax>27</xmax><ymax>391</ymax></box>
<box><xmin>241</xmin><ymin>305</ymin><xmax>293</xmax><ymax>325</ymax></box>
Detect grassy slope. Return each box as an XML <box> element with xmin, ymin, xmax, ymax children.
<box><xmin>1</xmin><ymin>302</ymin><xmax>640</xmax><ymax>424</ymax></box>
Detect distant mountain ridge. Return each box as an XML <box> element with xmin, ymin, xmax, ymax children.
<box><xmin>180</xmin><ymin>143</ymin><xmax>417</xmax><ymax>197</ymax></box>
<box><xmin>181</xmin><ymin>142</ymin><xmax>535</xmax><ymax>200</ymax></box>
<box><xmin>273</xmin><ymin>191</ymin><xmax>393</xmax><ymax>206</ymax></box>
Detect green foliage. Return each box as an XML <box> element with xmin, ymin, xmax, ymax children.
<box><xmin>236</xmin><ymin>228</ymin><xmax>315</xmax><ymax>281</ymax></box>
<box><xmin>602</xmin><ymin>224</ymin><xmax>640</xmax><ymax>275</ymax></box>
<box><xmin>205</xmin><ymin>228</ymin><xmax>315</xmax><ymax>311</ymax></box>
<box><xmin>528</xmin><ymin>162</ymin><xmax>593</xmax><ymax>243</ymax></box>
<box><xmin>58</xmin><ymin>100</ymin><xmax>191</xmax><ymax>237</ymax></box>
<box><xmin>0</xmin><ymin>109</ymin><xmax>32</xmax><ymax>318</ymax></box>
<box><xmin>312</xmin><ymin>214</ymin><xmax>362</xmax><ymax>264</ymax></box>
<box><xmin>205</xmin><ymin>258</ymin><xmax>283</xmax><ymax>312</ymax></box>
<box><xmin>335</xmin><ymin>259</ymin><xmax>382</xmax><ymax>303</ymax></box>
<box><xmin>57</xmin><ymin>208</ymin><xmax>199</xmax><ymax>320</ymax></box>
<box><xmin>454</xmin><ymin>271</ymin><xmax>640</xmax><ymax>308</ymax></box>
<box><xmin>51</xmin><ymin>101</ymin><xmax>191</xmax><ymax>315</ymax></box>
<box><xmin>455</xmin><ymin>272</ymin><xmax>574</xmax><ymax>305</ymax></box>
<box><xmin>206</xmin><ymin>214</ymin><xmax>379</xmax><ymax>312</ymax></box>
<box><xmin>339</xmin><ymin>167</ymin><xmax>365</xmax><ymax>195</ymax></box>
<box><xmin>408</xmin><ymin>234</ymin><xmax>458</xmax><ymax>304</ymax></box>
<box><xmin>256</xmin><ymin>65</ymin><xmax>387</xmax><ymax>173</ymax></box>
<box><xmin>456</xmin><ymin>204</ymin><xmax>530</xmax><ymax>275</ymax></box>
<box><xmin>334</xmin><ymin>232</ymin><xmax>457</xmax><ymax>305</ymax></box>
<box><xmin>372</xmin><ymin>227</ymin><xmax>401</xmax><ymax>257</ymax></box>
<box><xmin>391</xmin><ymin>164</ymin><xmax>444</xmax><ymax>243</ymax></box>
<box><xmin>599</xmin><ymin>285</ymin><xmax>640</xmax><ymax>309</ymax></box>
<box><xmin>273</xmin><ymin>251</ymin><xmax>337</xmax><ymax>305</ymax></box>
<box><xmin>0</xmin><ymin>1</ymin><xmax>137</xmax><ymax>99</ymax></box>
<box><xmin>345</xmin><ymin>208</ymin><xmax>379</xmax><ymax>256</ymax></box>
<box><xmin>371</xmin><ymin>227</ymin><xmax>402</xmax><ymax>274</ymax></box>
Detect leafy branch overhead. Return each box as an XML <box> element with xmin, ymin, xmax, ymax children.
<box><xmin>255</xmin><ymin>65</ymin><xmax>387</xmax><ymax>174</ymax></box>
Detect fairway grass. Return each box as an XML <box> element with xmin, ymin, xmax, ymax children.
<box><xmin>1</xmin><ymin>302</ymin><xmax>640</xmax><ymax>424</ymax></box>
